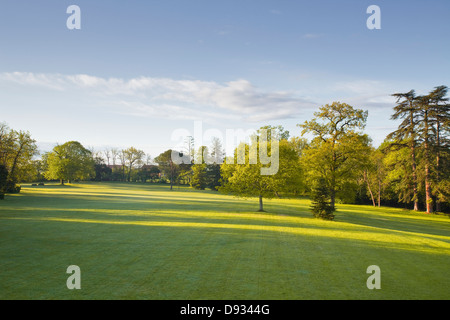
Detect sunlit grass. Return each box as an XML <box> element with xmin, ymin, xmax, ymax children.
<box><xmin>1</xmin><ymin>182</ymin><xmax>449</xmax><ymax>299</ymax></box>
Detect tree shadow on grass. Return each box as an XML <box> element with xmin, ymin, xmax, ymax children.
<box><xmin>335</xmin><ymin>206</ymin><xmax>450</xmax><ymax>239</ymax></box>
<box><xmin>17</xmin><ymin>183</ymin><xmax>450</xmax><ymax>245</ymax></box>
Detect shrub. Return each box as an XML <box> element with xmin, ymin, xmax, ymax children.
<box><xmin>4</xmin><ymin>180</ymin><xmax>21</xmax><ymax>193</ymax></box>
<box><xmin>310</xmin><ymin>178</ymin><xmax>335</xmax><ymax>220</ymax></box>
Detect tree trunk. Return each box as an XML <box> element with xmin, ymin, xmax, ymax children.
<box><xmin>436</xmin><ymin>121</ymin><xmax>441</xmax><ymax>212</ymax></box>
<box><xmin>9</xmin><ymin>142</ymin><xmax>24</xmax><ymax>182</ymax></box>
<box><xmin>377</xmin><ymin>179</ymin><xmax>381</xmax><ymax>207</ymax></box>
<box><xmin>128</xmin><ymin>164</ymin><xmax>132</xmax><ymax>182</ymax></box>
<box><xmin>330</xmin><ymin>190</ymin><xmax>335</xmax><ymax>211</ymax></box>
<box><xmin>423</xmin><ymin>109</ymin><xmax>433</xmax><ymax>214</ymax></box>
<box><xmin>364</xmin><ymin>170</ymin><xmax>376</xmax><ymax>207</ymax></box>
<box><xmin>409</xmin><ymin>108</ymin><xmax>419</xmax><ymax>211</ymax></box>
<box><xmin>425</xmin><ymin>164</ymin><xmax>433</xmax><ymax>213</ymax></box>
<box><xmin>258</xmin><ymin>195</ymin><xmax>264</xmax><ymax>212</ymax></box>
<box><xmin>436</xmin><ymin>196</ymin><xmax>441</xmax><ymax>212</ymax></box>
<box><xmin>330</xmin><ymin>150</ymin><xmax>336</xmax><ymax>211</ymax></box>
<box><xmin>330</xmin><ymin>174</ymin><xmax>336</xmax><ymax>210</ymax></box>
<box><xmin>411</xmin><ymin>145</ymin><xmax>419</xmax><ymax>211</ymax></box>
<box><xmin>60</xmin><ymin>178</ymin><xmax>64</xmax><ymax>185</ymax></box>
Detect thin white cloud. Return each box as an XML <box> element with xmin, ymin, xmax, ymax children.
<box><xmin>0</xmin><ymin>72</ymin><xmax>316</xmax><ymax>123</ymax></box>
<box><xmin>0</xmin><ymin>72</ymin><xmax>66</xmax><ymax>90</ymax></box>
<box><xmin>302</xmin><ymin>33</ymin><xmax>324</xmax><ymax>39</ymax></box>
<box><xmin>330</xmin><ymin>80</ymin><xmax>397</xmax><ymax>109</ymax></box>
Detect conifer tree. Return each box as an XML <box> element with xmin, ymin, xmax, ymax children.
<box><xmin>310</xmin><ymin>178</ymin><xmax>335</xmax><ymax>220</ymax></box>
<box><xmin>387</xmin><ymin>90</ymin><xmax>420</xmax><ymax>211</ymax></box>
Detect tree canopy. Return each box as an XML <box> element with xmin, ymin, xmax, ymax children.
<box><xmin>220</xmin><ymin>127</ymin><xmax>303</xmax><ymax>212</ymax></box>
<box><xmin>44</xmin><ymin>141</ymin><xmax>95</xmax><ymax>184</ymax></box>
<box><xmin>154</xmin><ymin>149</ymin><xmax>186</xmax><ymax>190</ymax></box>
<box><xmin>4</xmin><ymin>85</ymin><xmax>449</xmax><ymax>214</ymax></box>
<box><xmin>298</xmin><ymin>102</ymin><xmax>370</xmax><ymax>209</ymax></box>
<box><xmin>0</xmin><ymin>122</ymin><xmax>38</xmax><ymax>192</ymax></box>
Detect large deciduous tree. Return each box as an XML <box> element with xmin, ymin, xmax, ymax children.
<box><xmin>0</xmin><ymin>123</ymin><xmax>38</xmax><ymax>191</ymax></box>
<box><xmin>155</xmin><ymin>149</ymin><xmax>184</xmax><ymax>190</ymax></box>
<box><xmin>219</xmin><ymin>127</ymin><xmax>302</xmax><ymax>212</ymax></box>
<box><xmin>122</xmin><ymin>147</ymin><xmax>145</xmax><ymax>182</ymax></box>
<box><xmin>360</xmin><ymin>145</ymin><xmax>387</xmax><ymax>208</ymax></box>
<box><xmin>44</xmin><ymin>141</ymin><xmax>95</xmax><ymax>184</ymax></box>
<box><xmin>298</xmin><ymin>102</ymin><xmax>369</xmax><ymax>210</ymax></box>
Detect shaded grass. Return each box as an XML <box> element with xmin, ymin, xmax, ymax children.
<box><xmin>0</xmin><ymin>182</ymin><xmax>449</xmax><ymax>299</ymax></box>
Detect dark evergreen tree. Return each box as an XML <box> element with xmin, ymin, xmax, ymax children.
<box><xmin>310</xmin><ymin>178</ymin><xmax>335</xmax><ymax>220</ymax></box>
<box><xmin>387</xmin><ymin>90</ymin><xmax>420</xmax><ymax>211</ymax></box>
<box><xmin>428</xmin><ymin>85</ymin><xmax>450</xmax><ymax>211</ymax></box>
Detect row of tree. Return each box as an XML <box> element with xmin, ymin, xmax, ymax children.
<box><xmin>37</xmin><ymin>144</ymin><xmax>160</xmax><ymax>184</ymax></box>
<box><xmin>217</xmin><ymin>86</ymin><xmax>449</xmax><ymax>214</ymax></box>
<box><xmin>386</xmin><ymin>86</ymin><xmax>449</xmax><ymax>213</ymax></box>
<box><xmin>1</xmin><ymin>85</ymin><xmax>448</xmax><ymax>215</ymax></box>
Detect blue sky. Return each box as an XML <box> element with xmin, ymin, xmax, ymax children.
<box><xmin>0</xmin><ymin>0</ymin><xmax>449</xmax><ymax>157</ymax></box>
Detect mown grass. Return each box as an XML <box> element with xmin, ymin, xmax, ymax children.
<box><xmin>0</xmin><ymin>182</ymin><xmax>449</xmax><ymax>300</ymax></box>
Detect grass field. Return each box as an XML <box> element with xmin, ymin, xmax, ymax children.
<box><xmin>0</xmin><ymin>182</ymin><xmax>449</xmax><ymax>300</ymax></box>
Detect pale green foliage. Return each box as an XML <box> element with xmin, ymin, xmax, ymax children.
<box><xmin>122</xmin><ymin>146</ymin><xmax>145</xmax><ymax>182</ymax></box>
<box><xmin>191</xmin><ymin>146</ymin><xmax>210</xmax><ymax>190</ymax></box>
<box><xmin>219</xmin><ymin>138</ymin><xmax>303</xmax><ymax>211</ymax></box>
<box><xmin>154</xmin><ymin>149</ymin><xmax>182</xmax><ymax>190</ymax></box>
<box><xmin>0</xmin><ymin>122</ymin><xmax>38</xmax><ymax>184</ymax></box>
<box><xmin>191</xmin><ymin>143</ymin><xmax>223</xmax><ymax>190</ymax></box>
<box><xmin>191</xmin><ymin>163</ymin><xmax>208</xmax><ymax>190</ymax></box>
<box><xmin>257</xmin><ymin>125</ymin><xmax>290</xmax><ymax>141</ymax></box>
<box><xmin>298</xmin><ymin>102</ymin><xmax>370</xmax><ymax>208</ymax></box>
<box><xmin>361</xmin><ymin>146</ymin><xmax>387</xmax><ymax>207</ymax></box>
<box><xmin>44</xmin><ymin>141</ymin><xmax>95</xmax><ymax>184</ymax></box>
<box><xmin>383</xmin><ymin>141</ymin><xmax>417</xmax><ymax>205</ymax></box>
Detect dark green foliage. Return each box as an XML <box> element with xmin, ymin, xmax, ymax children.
<box><xmin>310</xmin><ymin>178</ymin><xmax>335</xmax><ymax>220</ymax></box>
<box><xmin>93</xmin><ymin>163</ymin><xmax>112</xmax><ymax>181</ymax></box>
<box><xmin>207</xmin><ymin>164</ymin><xmax>221</xmax><ymax>190</ymax></box>
<box><xmin>44</xmin><ymin>141</ymin><xmax>95</xmax><ymax>184</ymax></box>
<box><xmin>136</xmin><ymin>165</ymin><xmax>160</xmax><ymax>183</ymax></box>
<box><xmin>3</xmin><ymin>180</ymin><xmax>21</xmax><ymax>193</ymax></box>
<box><xmin>154</xmin><ymin>149</ymin><xmax>183</xmax><ymax>190</ymax></box>
<box><xmin>191</xmin><ymin>164</ymin><xmax>208</xmax><ymax>190</ymax></box>
<box><xmin>191</xmin><ymin>163</ymin><xmax>222</xmax><ymax>191</ymax></box>
<box><xmin>0</xmin><ymin>164</ymin><xmax>7</xmax><ymax>198</ymax></box>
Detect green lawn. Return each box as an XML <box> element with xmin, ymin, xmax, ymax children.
<box><xmin>0</xmin><ymin>182</ymin><xmax>449</xmax><ymax>300</ymax></box>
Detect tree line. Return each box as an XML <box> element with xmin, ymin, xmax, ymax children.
<box><xmin>219</xmin><ymin>86</ymin><xmax>449</xmax><ymax>215</ymax></box>
<box><xmin>1</xmin><ymin>86</ymin><xmax>448</xmax><ymax>215</ymax></box>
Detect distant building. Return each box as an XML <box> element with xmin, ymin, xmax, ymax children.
<box><xmin>106</xmin><ymin>164</ymin><xmax>123</xmax><ymax>170</ymax></box>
